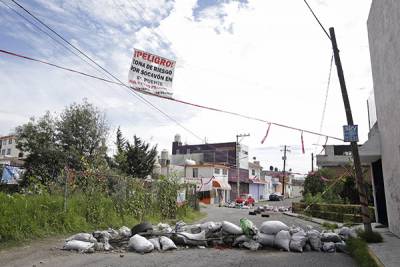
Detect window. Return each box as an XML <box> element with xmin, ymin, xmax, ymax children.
<box><xmin>2</xmin><ymin>140</ymin><xmax>6</xmax><ymax>145</ymax></box>
<box><xmin>6</xmin><ymin>148</ymin><xmax>11</xmax><ymax>155</ymax></box>
<box><xmin>251</xmin><ymin>169</ymin><xmax>256</xmax><ymax>175</ymax></box>
<box><xmin>193</xmin><ymin>168</ymin><xmax>198</xmax><ymax>178</ymax></box>
<box><xmin>222</xmin><ymin>169</ymin><xmax>227</xmax><ymax>175</ymax></box>
<box><xmin>214</xmin><ymin>168</ymin><xmax>221</xmax><ymax>174</ymax></box>
<box><xmin>8</xmin><ymin>139</ymin><xmax>12</xmax><ymax>144</ymax></box>
<box><xmin>1</xmin><ymin>149</ymin><xmax>5</xmax><ymax>155</ymax></box>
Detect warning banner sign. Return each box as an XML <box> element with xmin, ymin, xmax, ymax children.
<box><xmin>128</xmin><ymin>48</ymin><xmax>175</xmax><ymax>98</ymax></box>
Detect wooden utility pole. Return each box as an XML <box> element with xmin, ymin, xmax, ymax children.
<box><xmin>329</xmin><ymin>27</ymin><xmax>372</xmax><ymax>232</ymax></box>
<box><xmin>311</xmin><ymin>153</ymin><xmax>314</xmax><ymax>172</ymax></box>
<box><xmin>281</xmin><ymin>145</ymin><xmax>290</xmax><ymax>196</ymax></box>
<box><xmin>236</xmin><ymin>133</ymin><xmax>249</xmax><ymax>199</ymax></box>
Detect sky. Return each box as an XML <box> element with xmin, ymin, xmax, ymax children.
<box><xmin>0</xmin><ymin>0</ymin><xmax>374</xmax><ymax>174</ymax></box>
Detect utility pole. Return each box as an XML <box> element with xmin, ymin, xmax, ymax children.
<box><xmin>311</xmin><ymin>153</ymin><xmax>314</xmax><ymax>172</ymax></box>
<box><xmin>236</xmin><ymin>133</ymin><xmax>250</xmax><ymax>199</ymax></box>
<box><xmin>281</xmin><ymin>145</ymin><xmax>290</xmax><ymax>196</ymax></box>
<box><xmin>329</xmin><ymin>27</ymin><xmax>372</xmax><ymax>232</ymax></box>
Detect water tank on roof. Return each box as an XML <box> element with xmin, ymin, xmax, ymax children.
<box><xmin>174</xmin><ymin>134</ymin><xmax>181</xmax><ymax>142</ymax></box>
<box><xmin>185</xmin><ymin>159</ymin><xmax>196</xmax><ymax>166</ymax></box>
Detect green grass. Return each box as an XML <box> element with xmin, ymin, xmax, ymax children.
<box><xmin>322</xmin><ymin>222</ymin><xmax>339</xmax><ymax>230</ymax></box>
<box><xmin>357</xmin><ymin>229</ymin><xmax>383</xmax><ymax>243</ymax></box>
<box><xmin>347</xmin><ymin>238</ymin><xmax>380</xmax><ymax>267</ymax></box>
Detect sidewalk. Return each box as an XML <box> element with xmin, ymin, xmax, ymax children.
<box><xmin>367</xmin><ymin>226</ymin><xmax>400</xmax><ymax>267</ymax></box>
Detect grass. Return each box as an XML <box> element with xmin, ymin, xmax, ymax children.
<box><xmin>357</xmin><ymin>229</ymin><xmax>383</xmax><ymax>243</ymax></box>
<box><xmin>322</xmin><ymin>222</ymin><xmax>339</xmax><ymax>230</ymax></box>
<box><xmin>347</xmin><ymin>238</ymin><xmax>381</xmax><ymax>267</ymax></box>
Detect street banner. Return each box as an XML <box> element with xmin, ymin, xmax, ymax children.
<box><xmin>1</xmin><ymin>165</ymin><xmax>24</xmax><ymax>184</ymax></box>
<box><xmin>128</xmin><ymin>48</ymin><xmax>175</xmax><ymax>98</ymax></box>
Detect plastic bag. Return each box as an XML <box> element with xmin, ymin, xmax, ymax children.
<box><xmin>274</xmin><ymin>230</ymin><xmax>291</xmax><ymax>251</ymax></box>
<box><xmin>63</xmin><ymin>240</ymin><xmax>95</xmax><ymax>252</ymax></box>
<box><xmin>290</xmin><ymin>231</ymin><xmax>307</xmax><ymax>252</ymax></box>
<box><xmin>242</xmin><ymin>240</ymin><xmax>261</xmax><ymax>251</ymax></box>
<box><xmin>148</xmin><ymin>238</ymin><xmax>161</xmax><ymax>251</ymax></box>
<box><xmin>107</xmin><ymin>228</ymin><xmax>120</xmax><ymax>240</ymax></box>
<box><xmin>338</xmin><ymin>227</ymin><xmax>357</xmax><ymax>240</ymax></box>
<box><xmin>322</xmin><ymin>242</ymin><xmax>336</xmax><ymax>253</ymax></box>
<box><xmin>160</xmin><ymin>236</ymin><xmax>177</xmax><ymax>251</ymax></box>
<box><xmin>239</xmin><ymin>218</ymin><xmax>258</xmax><ymax>237</ymax></box>
<box><xmin>128</xmin><ymin>234</ymin><xmax>154</xmax><ymax>253</ymax></box>
<box><xmin>307</xmin><ymin>229</ymin><xmax>322</xmax><ymax>251</ymax></box>
<box><xmin>119</xmin><ymin>226</ymin><xmax>132</xmax><ymax>238</ymax></box>
<box><xmin>259</xmin><ymin>221</ymin><xmax>289</xmax><ymax>235</ymax></box>
<box><xmin>66</xmin><ymin>233</ymin><xmax>97</xmax><ymax>243</ymax></box>
<box><xmin>256</xmin><ymin>233</ymin><xmax>275</xmax><ymax>247</ymax></box>
<box><xmin>222</xmin><ymin>221</ymin><xmax>243</xmax><ymax>235</ymax></box>
<box><xmin>335</xmin><ymin>241</ymin><xmax>348</xmax><ymax>253</ymax></box>
<box><xmin>321</xmin><ymin>232</ymin><xmax>341</xmax><ymax>243</ymax></box>
<box><xmin>176</xmin><ymin>231</ymin><xmax>207</xmax><ymax>246</ymax></box>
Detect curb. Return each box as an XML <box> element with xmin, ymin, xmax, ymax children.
<box><xmin>283</xmin><ymin>212</ymin><xmax>344</xmax><ymax>228</ymax></box>
<box><xmin>367</xmin><ymin>247</ymin><xmax>385</xmax><ymax>267</ymax></box>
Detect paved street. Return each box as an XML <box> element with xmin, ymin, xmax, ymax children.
<box><xmin>0</xmin><ymin>200</ymin><xmax>357</xmax><ymax>267</ymax></box>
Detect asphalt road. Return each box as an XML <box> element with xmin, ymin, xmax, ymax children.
<box><xmin>0</xmin><ymin>199</ymin><xmax>357</xmax><ymax>267</ymax></box>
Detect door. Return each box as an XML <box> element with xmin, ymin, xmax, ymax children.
<box><xmin>372</xmin><ymin>159</ymin><xmax>388</xmax><ymax>226</ymax></box>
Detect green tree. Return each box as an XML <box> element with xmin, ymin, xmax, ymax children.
<box><xmin>114</xmin><ymin>130</ymin><xmax>157</xmax><ymax>179</ymax></box>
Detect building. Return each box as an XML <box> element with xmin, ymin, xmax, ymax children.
<box><xmin>316</xmin><ymin>145</ymin><xmax>372</xmax><ymax>183</ymax></box>
<box><xmin>365</xmin><ymin>0</ymin><xmax>400</xmax><ymax>236</ymax></box>
<box><xmin>291</xmin><ymin>179</ymin><xmax>305</xmax><ymax>198</ymax></box>
<box><xmin>0</xmin><ymin>135</ymin><xmax>24</xmax><ymax>166</ymax></box>
<box><xmin>171</xmin><ymin>134</ymin><xmax>249</xmax><ymax>201</ymax></box>
<box><xmin>262</xmin><ymin>170</ymin><xmax>293</xmax><ymax>198</ymax></box>
<box><xmin>248</xmin><ymin>160</ymin><xmax>270</xmax><ymax>201</ymax></box>
<box><xmin>184</xmin><ymin>163</ymin><xmax>230</xmax><ymax>205</ymax></box>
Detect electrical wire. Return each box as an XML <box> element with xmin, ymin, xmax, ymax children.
<box><xmin>303</xmin><ymin>0</ymin><xmax>331</xmax><ymax>41</ymax></box>
<box><xmin>0</xmin><ymin>48</ymin><xmax>344</xmax><ymax>142</ymax></box>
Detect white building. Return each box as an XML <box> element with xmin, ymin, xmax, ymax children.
<box><xmin>0</xmin><ymin>135</ymin><xmax>24</xmax><ymax>166</ymax></box>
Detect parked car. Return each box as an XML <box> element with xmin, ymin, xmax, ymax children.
<box><xmin>269</xmin><ymin>192</ymin><xmax>284</xmax><ymax>201</ymax></box>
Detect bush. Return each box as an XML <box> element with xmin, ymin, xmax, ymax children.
<box><xmin>347</xmin><ymin>238</ymin><xmax>379</xmax><ymax>267</ymax></box>
<box><xmin>357</xmin><ymin>230</ymin><xmax>383</xmax><ymax>243</ymax></box>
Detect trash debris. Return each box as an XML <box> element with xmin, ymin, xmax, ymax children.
<box><xmin>239</xmin><ymin>218</ymin><xmax>258</xmax><ymax>237</ymax></box>
<box><xmin>321</xmin><ymin>232</ymin><xmax>342</xmax><ymax>243</ymax></box>
<box><xmin>335</xmin><ymin>241</ymin><xmax>348</xmax><ymax>253</ymax></box>
<box><xmin>107</xmin><ymin>228</ymin><xmax>120</xmax><ymax>240</ymax></box>
<box><xmin>128</xmin><ymin>234</ymin><xmax>154</xmax><ymax>253</ymax></box>
<box><xmin>118</xmin><ymin>226</ymin><xmax>132</xmax><ymax>238</ymax></box>
<box><xmin>242</xmin><ymin>240</ymin><xmax>261</xmax><ymax>251</ymax></box>
<box><xmin>131</xmin><ymin>222</ymin><xmax>153</xmax><ymax>236</ymax></box>
<box><xmin>66</xmin><ymin>233</ymin><xmax>97</xmax><ymax>243</ymax></box>
<box><xmin>322</xmin><ymin>242</ymin><xmax>336</xmax><ymax>253</ymax></box>
<box><xmin>175</xmin><ymin>231</ymin><xmax>207</xmax><ymax>246</ymax></box>
<box><xmin>63</xmin><ymin>240</ymin><xmax>95</xmax><ymax>252</ymax></box>
<box><xmin>274</xmin><ymin>230</ymin><xmax>291</xmax><ymax>252</ymax></box>
<box><xmin>159</xmin><ymin>236</ymin><xmax>177</xmax><ymax>251</ymax></box>
<box><xmin>259</xmin><ymin>221</ymin><xmax>289</xmax><ymax>235</ymax></box>
<box><xmin>338</xmin><ymin>227</ymin><xmax>357</xmax><ymax>240</ymax></box>
<box><xmin>232</xmin><ymin>235</ymin><xmax>252</xmax><ymax>247</ymax></box>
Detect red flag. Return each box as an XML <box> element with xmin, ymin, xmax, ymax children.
<box><xmin>261</xmin><ymin>123</ymin><xmax>271</xmax><ymax>144</ymax></box>
<box><xmin>301</xmin><ymin>131</ymin><xmax>305</xmax><ymax>154</ymax></box>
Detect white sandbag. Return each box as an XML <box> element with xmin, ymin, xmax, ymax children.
<box><xmin>148</xmin><ymin>238</ymin><xmax>161</xmax><ymax>251</ymax></box>
<box><xmin>107</xmin><ymin>228</ymin><xmax>120</xmax><ymax>240</ymax></box>
<box><xmin>63</xmin><ymin>240</ymin><xmax>95</xmax><ymax>252</ymax></box>
<box><xmin>232</xmin><ymin>235</ymin><xmax>252</xmax><ymax>247</ymax></box>
<box><xmin>242</xmin><ymin>240</ymin><xmax>261</xmax><ymax>251</ymax></box>
<box><xmin>335</xmin><ymin>241</ymin><xmax>348</xmax><ymax>253</ymax></box>
<box><xmin>222</xmin><ymin>221</ymin><xmax>243</xmax><ymax>235</ymax></box>
<box><xmin>160</xmin><ymin>236</ymin><xmax>177</xmax><ymax>251</ymax></box>
<box><xmin>289</xmin><ymin>226</ymin><xmax>302</xmax><ymax>235</ymax></box>
<box><xmin>290</xmin><ymin>231</ymin><xmax>307</xmax><ymax>252</ymax></box>
<box><xmin>256</xmin><ymin>233</ymin><xmax>275</xmax><ymax>247</ymax></box>
<box><xmin>128</xmin><ymin>234</ymin><xmax>154</xmax><ymax>253</ymax></box>
<box><xmin>338</xmin><ymin>227</ymin><xmax>357</xmax><ymax>240</ymax></box>
<box><xmin>307</xmin><ymin>229</ymin><xmax>322</xmax><ymax>251</ymax></box>
<box><xmin>260</xmin><ymin>221</ymin><xmax>289</xmax><ymax>235</ymax></box>
<box><xmin>322</xmin><ymin>242</ymin><xmax>336</xmax><ymax>253</ymax></box>
<box><xmin>200</xmin><ymin>221</ymin><xmax>222</xmax><ymax>232</ymax></box>
<box><xmin>177</xmin><ymin>231</ymin><xmax>207</xmax><ymax>246</ymax></box>
<box><xmin>274</xmin><ymin>230</ymin><xmax>291</xmax><ymax>251</ymax></box>
<box><xmin>321</xmin><ymin>232</ymin><xmax>341</xmax><ymax>243</ymax></box>
<box><xmin>66</xmin><ymin>233</ymin><xmax>97</xmax><ymax>243</ymax></box>
<box><xmin>119</xmin><ymin>226</ymin><xmax>132</xmax><ymax>238</ymax></box>
<box><xmin>157</xmin><ymin>223</ymin><xmax>173</xmax><ymax>233</ymax></box>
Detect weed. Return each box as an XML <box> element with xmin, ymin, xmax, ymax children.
<box><xmin>347</xmin><ymin>237</ymin><xmax>380</xmax><ymax>267</ymax></box>
<box><xmin>357</xmin><ymin>229</ymin><xmax>383</xmax><ymax>243</ymax></box>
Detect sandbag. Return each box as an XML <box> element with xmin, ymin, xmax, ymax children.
<box><xmin>156</xmin><ymin>223</ymin><xmax>173</xmax><ymax>234</ymax></box>
<box><xmin>160</xmin><ymin>236</ymin><xmax>177</xmax><ymax>251</ymax></box>
<box><xmin>290</xmin><ymin>231</ymin><xmax>307</xmax><ymax>252</ymax></box>
<box><xmin>274</xmin><ymin>230</ymin><xmax>291</xmax><ymax>251</ymax></box>
<box><xmin>239</xmin><ymin>218</ymin><xmax>258</xmax><ymax>237</ymax></box>
<box><xmin>222</xmin><ymin>221</ymin><xmax>243</xmax><ymax>235</ymax></box>
<box><xmin>232</xmin><ymin>235</ymin><xmax>252</xmax><ymax>247</ymax></box>
<box><xmin>63</xmin><ymin>240</ymin><xmax>95</xmax><ymax>252</ymax></box>
<box><xmin>256</xmin><ymin>233</ymin><xmax>275</xmax><ymax>247</ymax></box>
<box><xmin>107</xmin><ymin>228</ymin><xmax>120</xmax><ymax>240</ymax></box>
<box><xmin>200</xmin><ymin>221</ymin><xmax>222</xmax><ymax>233</ymax></box>
<box><xmin>148</xmin><ymin>238</ymin><xmax>161</xmax><ymax>251</ymax></box>
<box><xmin>335</xmin><ymin>241</ymin><xmax>348</xmax><ymax>253</ymax></box>
<box><xmin>93</xmin><ymin>230</ymin><xmax>112</xmax><ymax>241</ymax></box>
<box><xmin>176</xmin><ymin>231</ymin><xmax>207</xmax><ymax>246</ymax></box>
<box><xmin>66</xmin><ymin>233</ymin><xmax>97</xmax><ymax>243</ymax></box>
<box><xmin>338</xmin><ymin>227</ymin><xmax>357</xmax><ymax>240</ymax></box>
<box><xmin>307</xmin><ymin>229</ymin><xmax>322</xmax><ymax>251</ymax></box>
<box><xmin>321</xmin><ymin>232</ymin><xmax>341</xmax><ymax>243</ymax></box>
<box><xmin>118</xmin><ymin>226</ymin><xmax>132</xmax><ymax>238</ymax></box>
<box><xmin>260</xmin><ymin>221</ymin><xmax>289</xmax><ymax>235</ymax></box>
<box><xmin>128</xmin><ymin>234</ymin><xmax>154</xmax><ymax>253</ymax></box>
<box><xmin>322</xmin><ymin>242</ymin><xmax>336</xmax><ymax>253</ymax></box>
<box><xmin>289</xmin><ymin>226</ymin><xmax>302</xmax><ymax>235</ymax></box>
<box><xmin>242</xmin><ymin>240</ymin><xmax>261</xmax><ymax>251</ymax></box>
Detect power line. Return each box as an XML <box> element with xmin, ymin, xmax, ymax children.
<box><xmin>0</xmin><ymin>48</ymin><xmax>344</xmax><ymax>142</ymax></box>
<box><xmin>303</xmin><ymin>0</ymin><xmax>331</xmax><ymax>41</ymax></box>
<box><xmin>318</xmin><ymin>54</ymin><xmax>334</xmax><ymax>136</ymax></box>
<box><xmin>9</xmin><ymin>0</ymin><xmax>204</xmax><ymax>143</ymax></box>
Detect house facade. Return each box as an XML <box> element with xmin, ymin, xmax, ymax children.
<box><xmin>0</xmin><ymin>135</ymin><xmax>24</xmax><ymax>166</ymax></box>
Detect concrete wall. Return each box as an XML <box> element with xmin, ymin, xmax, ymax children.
<box><xmin>368</xmin><ymin>0</ymin><xmax>400</xmax><ymax>236</ymax></box>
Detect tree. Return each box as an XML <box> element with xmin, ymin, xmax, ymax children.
<box><xmin>113</xmin><ymin>130</ymin><xmax>157</xmax><ymax>179</ymax></box>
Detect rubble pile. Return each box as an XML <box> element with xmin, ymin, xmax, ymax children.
<box><xmin>62</xmin><ymin>219</ymin><xmax>356</xmax><ymax>254</ymax></box>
